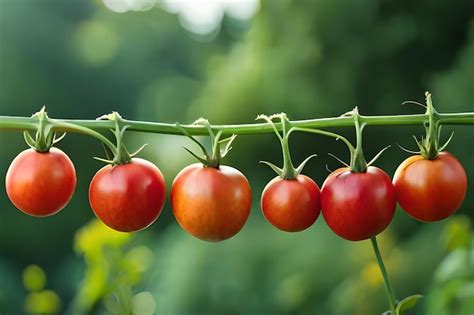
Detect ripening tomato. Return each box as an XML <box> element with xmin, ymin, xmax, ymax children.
<box><xmin>261</xmin><ymin>175</ymin><xmax>321</xmax><ymax>232</ymax></box>
<box><xmin>321</xmin><ymin>167</ymin><xmax>396</xmax><ymax>241</ymax></box>
<box><xmin>89</xmin><ymin>158</ymin><xmax>166</xmax><ymax>232</ymax></box>
<box><xmin>171</xmin><ymin>163</ymin><xmax>252</xmax><ymax>242</ymax></box>
<box><xmin>6</xmin><ymin>148</ymin><xmax>76</xmax><ymax>217</ymax></box>
<box><xmin>393</xmin><ymin>152</ymin><xmax>467</xmax><ymax>222</ymax></box>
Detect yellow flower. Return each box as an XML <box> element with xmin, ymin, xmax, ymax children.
<box><xmin>361</xmin><ymin>262</ymin><xmax>383</xmax><ymax>288</ymax></box>
<box><xmin>74</xmin><ymin>219</ymin><xmax>131</xmax><ymax>260</ymax></box>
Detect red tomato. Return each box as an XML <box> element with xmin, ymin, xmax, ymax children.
<box><xmin>89</xmin><ymin>158</ymin><xmax>166</xmax><ymax>232</ymax></box>
<box><xmin>6</xmin><ymin>148</ymin><xmax>76</xmax><ymax>217</ymax></box>
<box><xmin>171</xmin><ymin>163</ymin><xmax>252</xmax><ymax>242</ymax></box>
<box><xmin>261</xmin><ymin>175</ymin><xmax>321</xmax><ymax>232</ymax></box>
<box><xmin>321</xmin><ymin>167</ymin><xmax>396</xmax><ymax>241</ymax></box>
<box><xmin>393</xmin><ymin>152</ymin><xmax>467</xmax><ymax>222</ymax></box>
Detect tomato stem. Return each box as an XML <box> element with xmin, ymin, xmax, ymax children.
<box><xmin>176</xmin><ymin>118</ymin><xmax>236</xmax><ymax>168</ymax></box>
<box><xmin>423</xmin><ymin>92</ymin><xmax>441</xmax><ymax>160</ymax></box>
<box><xmin>370</xmin><ymin>236</ymin><xmax>397</xmax><ymax>312</ymax></box>
<box><xmin>350</xmin><ymin>108</ymin><xmax>368</xmax><ymax>173</ymax></box>
<box><xmin>258</xmin><ymin>114</ymin><xmax>317</xmax><ymax>179</ymax></box>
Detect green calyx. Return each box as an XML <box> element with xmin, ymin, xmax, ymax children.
<box><xmin>258</xmin><ymin>113</ymin><xmax>316</xmax><ymax>180</ymax></box>
<box><xmin>342</xmin><ymin>107</ymin><xmax>391</xmax><ymax>173</ymax></box>
<box><xmin>93</xmin><ymin>112</ymin><xmax>146</xmax><ymax>165</ymax></box>
<box><xmin>22</xmin><ymin>107</ymin><xmax>134</xmax><ymax>164</ymax></box>
<box><xmin>177</xmin><ymin>118</ymin><xmax>236</xmax><ymax>168</ymax></box>
<box><xmin>399</xmin><ymin>92</ymin><xmax>453</xmax><ymax>160</ymax></box>
<box><xmin>23</xmin><ymin>107</ymin><xmax>66</xmax><ymax>152</ymax></box>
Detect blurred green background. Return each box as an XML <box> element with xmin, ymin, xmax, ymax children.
<box><xmin>1</xmin><ymin>0</ymin><xmax>473</xmax><ymax>314</ymax></box>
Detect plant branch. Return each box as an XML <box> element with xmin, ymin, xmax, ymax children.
<box><xmin>0</xmin><ymin>112</ymin><xmax>473</xmax><ymax>136</ymax></box>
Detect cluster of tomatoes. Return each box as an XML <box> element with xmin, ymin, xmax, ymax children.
<box><xmin>264</xmin><ymin>151</ymin><xmax>467</xmax><ymax>241</ymax></box>
<box><xmin>4</xmin><ymin>137</ymin><xmax>467</xmax><ymax>243</ymax></box>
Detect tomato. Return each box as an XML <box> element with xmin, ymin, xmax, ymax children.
<box><xmin>89</xmin><ymin>158</ymin><xmax>166</xmax><ymax>232</ymax></box>
<box><xmin>321</xmin><ymin>167</ymin><xmax>396</xmax><ymax>241</ymax></box>
<box><xmin>261</xmin><ymin>175</ymin><xmax>321</xmax><ymax>232</ymax></box>
<box><xmin>171</xmin><ymin>163</ymin><xmax>252</xmax><ymax>242</ymax></box>
<box><xmin>393</xmin><ymin>152</ymin><xmax>467</xmax><ymax>222</ymax></box>
<box><xmin>5</xmin><ymin>148</ymin><xmax>76</xmax><ymax>217</ymax></box>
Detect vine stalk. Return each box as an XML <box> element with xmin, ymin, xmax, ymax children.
<box><xmin>0</xmin><ymin>112</ymin><xmax>473</xmax><ymax>136</ymax></box>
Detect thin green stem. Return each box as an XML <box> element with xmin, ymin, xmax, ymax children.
<box><xmin>1</xmin><ymin>112</ymin><xmax>473</xmax><ymax>136</ymax></box>
<box><xmin>422</xmin><ymin>92</ymin><xmax>440</xmax><ymax>159</ymax></box>
<box><xmin>281</xmin><ymin>137</ymin><xmax>296</xmax><ymax>179</ymax></box>
<box><xmin>289</xmin><ymin>127</ymin><xmax>355</xmax><ymax>152</ymax></box>
<box><xmin>370</xmin><ymin>236</ymin><xmax>397</xmax><ymax>312</ymax></box>
<box><xmin>51</xmin><ymin>120</ymin><xmax>117</xmax><ymax>154</ymax></box>
<box><xmin>351</xmin><ymin>109</ymin><xmax>368</xmax><ymax>172</ymax></box>
<box><xmin>280</xmin><ymin>115</ymin><xmax>297</xmax><ymax>179</ymax></box>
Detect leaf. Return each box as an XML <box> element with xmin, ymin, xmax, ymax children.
<box><xmin>395</xmin><ymin>295</ymin><xmax>423</xmax><ymax>315</ymax></box>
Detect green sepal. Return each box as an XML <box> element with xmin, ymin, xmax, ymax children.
<box><xmin>396</xmin><ymin>142</ymin><xmax>420</xmax><ymax>155</ymax></box>
<box><xmin>438</xmin><ymin>131</ymin><xmax>455</xmax><ymax>152</ymax></box>
<box><xmin>257</xmin><ymin>113</ymin><xmax>302</xmax><ymax>179</ymax></box>
<box><xmin>23</xmin><ymin>131</ymin><xmax>37</xmax><ymax>149</ymax></box>
<box><xmin>219</xmin><ymin>134</ymin><xmax>237</xmax><ymax>158</ymax></box>
<box><xmin>295</xmin><ymin>154</ymin><xmax>317</xmax><ymax>174</ymax></box>
<box><xmin>175</xmin><ymin>119</ymin><xmax>234</xmax><ymax>168</ymax></box>
<box><xmin>53</xmin><ymin>132</ymin><xmax>66</xmax><ymax>144</ymax></box>
<box><xmin>176</xmin><ymin>122</ymin><xmax>209</xmax><ymax>159</ymax></box>
<box><xmin>23</xmin><ymin>107</ymin><xmax>68</xmax><ymax>152</ymax></box>
<box><xmin>93</xmin><ymin>112</ymin><xmax>145</xmax><ymax>165</ymax></box>
<box><xmin>367</xmin><ymin>145</ymin><xmax>391</xmax><ymax>167</ymax></box>
<box><xmin>401</xmin><ymin>92</ymin><xmax>454</xmax><ymax>160</ymax></box>
<box><xmin>327</xmin><ymin>153</ymin><xmax>349</xmax><ymax>167</ymax></box>
<box><xmin>129</xmin><ymin>143</ymin><xmax>148</xmax><ymax>158</ymax></box>
<box><xmin>93</xmin><ymin>156</ymin><xmax>115</xmax><ymax>164</ymax></box>
<box><xmin>183</xmin><ymin>146</ymin><xmax>209</xmax><ymax>165</ymax></box>
<box><xmin>260</xmin><ymin>161</ymin><xmax>284</xmax><ymax>177</ymax></box>
<box><xmin>101</xmin><ymin>141</ymin><xmax>114</xmax><ymax>160</ymax></box>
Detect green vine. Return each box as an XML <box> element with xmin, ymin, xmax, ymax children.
<box><xmin>1</xmin><ymin>109</ymin><xmax>473</xmax><ymax>137</ymax></box>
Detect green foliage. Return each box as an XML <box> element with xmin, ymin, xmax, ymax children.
<box><xmin>69</xmin><ymin>219</ymin><xmax>154</xmax><ymax>315</ymax></box>
<box><xmin>425</xmin><ymin>217</ymin><xmax>474</xmax><ymax>315</ymax></box>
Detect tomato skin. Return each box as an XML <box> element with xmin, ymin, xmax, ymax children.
<box><xmin>171</xmin><ymin>163</ymin><xmax>252</xmax><ymax>242</ymax></box>
<box><xmin>5</xmin><ymin>148</ymin><xmax>76</xmax><ymax>217</ymax></box>
<box><xmin>89</xmin><ymin>158</ymin><xmax>166</xmax><ymax>232</ymax></box>
<box><xmin>393</xmin><ymin>152</ymin><xmax>467</xmax><ymax>222</ymax></box>
<box><xmin>261</xmin><ymin>175</ymin><xmax>321</xmax><ymax>232</ymax></box>
<box><xmin>321</xmin><ymin>167</ymin><xmax>396</xmax><ymax>241</ymax></box>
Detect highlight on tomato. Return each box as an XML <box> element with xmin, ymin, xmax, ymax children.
<box><xmin>87</xmin><ymin>112</ymin><xmax>166</xmax><ymax>232</ymax></box>
<box><xmin>321</xmin><ymin>166</ymin><xmax>396</xmax><ymax>241</ymax></box>
<box><xmin>170</xmin><ymin>119</ymin><xmax>251</xmax><ymax>242</ymax></box>
<box><xmin>6</xmin><ymin>147</ymin><xmax>77</xmax><ymax>217</ymax></box>
<box><xmin>258</xmin><ymin>114</ymin><xmax>321</xmax><ymax>232</ymax></box>
<box><xmin>89</xmin><ymin>158</ymin><xmax>166</xmax><ymax>232</ymax></box>
<box><xmin>393</xmin><ymin>152</ymin><xmax>467</xmax><ymax>222</ymax></box>
<box><xmin>171</xmin><ymin>163</ymin><xmax>252</xmax><ymax>241</ymax></box>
